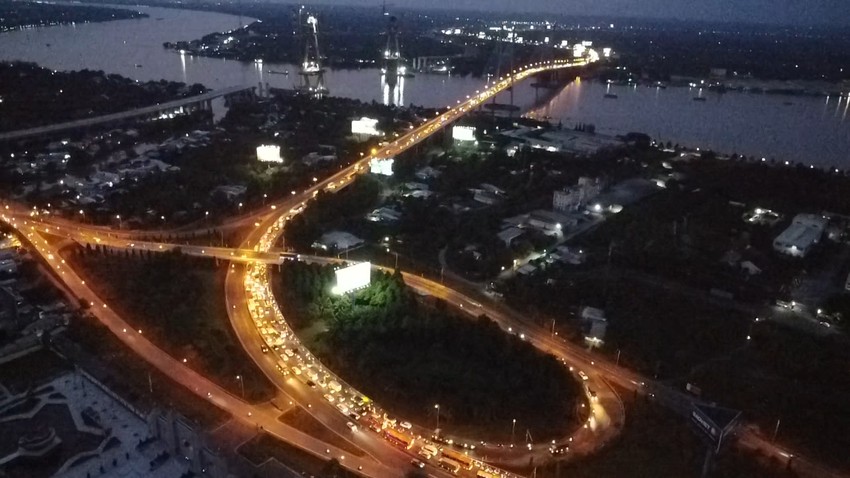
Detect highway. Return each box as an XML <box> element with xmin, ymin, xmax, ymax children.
<box><xmin>16</xmin><ymin>209</ymin><xmax>846</xmax><ymax>478</ymax></box>
<box><xmin>2</xmin><ymin>57</ymin><xmax>590</xmax><ymax>242</ymax></box>
<box><xmin>5</xmin><ymin>49</ymin><xmax>843</xmax><ymax>477</ymax></box>
<box><xmin>2</xmin><ymin>57</ymin><xmax>598</xmax><ymax>478</ymax></box>
<box><xmin>1</xmin><ymin>214</ymin><xmax>398</xmax><ymax>478</ymax></box>
<box><xmin>0</xmin><ymin>85</ymin><xmax>253</xmax><ymax>142</ymax></box>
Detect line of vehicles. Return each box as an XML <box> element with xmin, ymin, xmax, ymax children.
<box><xmin>239</xmin><ymin>62</ymin><xmax>594</xmax><ymax>476</ymax></box>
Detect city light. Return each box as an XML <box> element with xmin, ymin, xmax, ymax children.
<box><xmin>452</xmin><ymin>125</ymin><xmax>476</xmax><ymax>142</ymax></box>
<box><xmin>256</xmin><ymin>144</ymin><xmax>283</xmax><ymax>163</ymax></box>
<box><xmin>369</xmin><ymin>157</ymin><xmax>394</xmax><ymax>176</ymax></box>
<box><xmin>351</xmin><ymin>117</ymin><xmax>382</xmax><ymax>137</ymax></box>
<box><xmin>331</xmin><ymin>262</ymin><xmax>371</xmax><ymax>295</ymax></box>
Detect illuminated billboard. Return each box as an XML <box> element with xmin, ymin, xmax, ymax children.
<box><xmin>257</xmin><ymin>144</ymin><xmax>282</xmax><ymax>163</ymax></box>
<box><xmin>351</xmin><ymin>117</ymin><xmax>382</xmax><ymax>137</ymax></box>
<box><xmin>452</xmin><ymin>125</ymin><xmax>476</xmax><ymax>142</ymax></box>
<box><xmin>370</xmin><ymin>157</ymin><xmax>395</xmax><ymax>176</ymax></box>
<box><xmin>573</xmin><ymin>44</ymin><xmax>586</xmax><ymax>58</ymax></box>
<box><xmin>332</xmin><ymin>262</ymin><xmax>371</xmax><ymax>294</ymax></box>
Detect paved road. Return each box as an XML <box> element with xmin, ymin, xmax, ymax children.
<box><xmin>3</xmin><ymin>58</ymin><xmax>600</xmax><ymax>478</ymax></box>
<box><xmin>1</xmin><ymin>215</ymin><xmax>402</xmax><ymax>478</ymax></box>
<box><xmin>0</xmin><ymin>85</ymin><xmax>253</xmax><ymax>142</ymax></box>
<box><xmin>8</xmin><ymin>53</ymin><xmax>843</xmax><ymax>477</ymax></box>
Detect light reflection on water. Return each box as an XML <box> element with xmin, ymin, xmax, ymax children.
<box><xmin>2</xmin><ymin>4</ymin><xmax>848</xmax><ymax>166</ymax></box>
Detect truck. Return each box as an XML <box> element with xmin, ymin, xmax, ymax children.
<box><xmin>438</xmin><ymin>457</ymin><xmax>461</xmax><ymax>475</ymax></box>
<box><xmin>440</xmin><ymin>448</ymin><xmax>474</xmax><ymax>470</ymax></box>
<box><xmin>384</xmin><ymin>428</ymin><xmax>415</xmax><ymax>449</ymax></box>
<box><xmin>328</xmin><ymin>380</ymin><xmax>342</xmax><ymax>393</ymax></box>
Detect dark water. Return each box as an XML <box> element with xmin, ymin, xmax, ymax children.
<box><xmin>527</xmin><ymin>80</ymin><xmax>850</xmax><ymax>168</ymax></box>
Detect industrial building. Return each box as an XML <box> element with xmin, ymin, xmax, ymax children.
<box><xmin>772</xmin><ymin>213</ymin><xmax>829</xmax><ymax>257</ymax></box>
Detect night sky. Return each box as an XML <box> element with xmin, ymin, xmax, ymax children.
<box><xmin>306</xmin><ymin>0</ymin><xmax>848</xmax><ymax>26</ymax></box>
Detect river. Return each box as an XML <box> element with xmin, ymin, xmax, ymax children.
<box><xmin>527</xmin><ymin>81</ymin><xmax>850</xmax><ymax>168</ymax></box>
<box><xmin>2</xmin><ymin>4</ymin><xmax>848</xmax><ymax>167</ymax></box>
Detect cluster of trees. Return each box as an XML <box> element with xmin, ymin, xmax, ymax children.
<box><xmin>502</xmin><ymin>266</ymin><xmax>751</xmax><ymax>379</ymax></box>
<box><xmin>70</xmin><ymin>246</ymin><xmax>273</xmax><ymax>401</ymax></box>
<box><xmin>275</xmin><ymin>262</ymin><xmax>581</xmax><ymax>441</ymax></box>
<box><xmin>692</xmin><ymin>321</ymin><xmax>850</xmax><ymax>470</ymax></box>
<box><xmin>689</xmin><ymin>159</ymin><xmax>850</xmax><ymax>216</ymax></box>
<box><xmin>284</xmin><ymin>176</ymin><xmax>381</xmax><ymax>251</ymax></box>
<box><xmin>540</xmin><ymin>396</ymin><xmax>798</xmax><ymax>478</ymax></box>
<box><xmin>73</xmin><ymin>247</ymin><xmax>215</xmax><ymax>343</ymax></box>
<box><xmin>591</xmin><ymin>23</ymin><xmax>850</xmax><ymax>82</ymax></box>
<box><xmin>0</xmin><ymin>2</ymin><xmax>145</xmax><ymax>32</ymax></box>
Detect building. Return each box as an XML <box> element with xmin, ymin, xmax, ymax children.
<box><xmin>312</xmin><ymin>231</ymin><xmax>364</xmax><ymax>252</ymax></box>
<box><xmin>366</xmin><ymin>206</ymin><xmax>401</xmax><ymax>223</ymax></box>
<box><xmin>472</xmin><ymin>189</ymin><xmax>502</xmax><ymax>205</ymax></box>
<box><xmin>553</xmin><ymin>177</ymin><xmax>604</xmax><ymax>212</ymax></box>
<box><xmin>147</xmin><ymin>409</ymin><xmax>228</xmax><ymax>478</ymax></box>
<box><xmin>415</xmin><ymin>166</ymin><xmax>442</xmax><ymax>181</ymax></box>
<box><xmin>773</xmin><ymin>214</ymin><xmax>829</xmax><ymax>257</ymax></box>
<box><xmin>497</xmin><ymin>227</ymin><xmax>525</xmax><ymax>247</ymax></box>
<box><xmin>527</xmin><ymin>210</ymin><xmax>578</xmax><ymax>235</ymax></box>
<box><xmin>581</xmin><ymin>307</ymin><xmax>607</xmax><ymax>346</ymax></box>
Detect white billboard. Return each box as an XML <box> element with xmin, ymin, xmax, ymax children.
<box><xmin>573</xmin><ymin>44</ymin><xmax>586</xmax><ymax>58</ymax></box>
<box><xmin>351</xmin><ymin>117</ymin><xmax>382</xmax><ymax>137</ymax></box>
<box><xmin>332</xmin><ymin>262</ymin><xmax>371</xmax><ymax>294</ymax></box>
<box><xmin>370</xmin><ymin>157</ymin><xmax>394</xmax><ymax>176</ymax></box>
<box><xmin>257</xmin><ymin>144</ymin><xmax>282</xmax><ymax>163</ymax></box>
<box><xmin>452</xmin><ymin>125</ymin><xmax>476</xmax><ymax>142</ymax></box>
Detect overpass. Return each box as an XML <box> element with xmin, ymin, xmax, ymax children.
<box><xmin>4</xmin><ymin>57</ymin><xmax>621</xmax><ymax>478</ymax></box>
<box><xmin>0</xmin><ymin>85</ymin><xmax>255</xmax><ymax>143</ymax></box>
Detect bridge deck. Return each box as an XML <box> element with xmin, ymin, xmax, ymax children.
<box><xmin>0</xmin><ymin>85</ymin><xmax>253</xmax><ymax>142</ymax></box>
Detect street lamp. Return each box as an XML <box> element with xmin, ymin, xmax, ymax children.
<box><xmin>236</xmin><ymin>374</ymin><xmax>244</xmax><ymax>398</ymax></box>
<box><xmin>434</xmin><ymin>404</ymin><xmax>440</xmax><ymax>431</ymax></box>
<box><xmin>511</xmin><ymin>418</ymin><xmax>516</xmax><ymax>447</ymax></box>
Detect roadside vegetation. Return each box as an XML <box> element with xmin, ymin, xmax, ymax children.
<box><xmin>63</xmin><ymin>245</ymin><xmax>275</xmax><ymax>402</ymax></box>
<box><xmin>690</xmin><ymin>320</ymin><xmax>850</xmax><ymax>471</ymax></box>
<box><xmin>272</xmin><ymin>261</ymin><xmax>582</xmax><ymax>441</ymax></box>
<box><xmin>536</xmin><ymin>390</ymin><xmax>798</xmax><ymax>478</ymax></box>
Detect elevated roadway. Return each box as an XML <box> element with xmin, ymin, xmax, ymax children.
<box><xmin>9</xmin><ymin>54</ymin><xmax>839</xmax><ymax>478</ymax></box>
<box><xmin>0</xmin><ymin>85</ymin><xmax>253</xmax><ymax>142</ymax></box>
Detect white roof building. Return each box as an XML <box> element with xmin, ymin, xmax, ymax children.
<box><xmin>497</xmin><ymin>227</ymin><xmax>525</xmax><ymax>246</ymax></box>
<box><xmin>772</xmin><ymin>213</ymin><xmax>828</xmax><ymax>257</ymax></box>
<box><xmin>313</xmin><ymin>231</ymin><xmax>364</xmax><ymax>252</ymax></box>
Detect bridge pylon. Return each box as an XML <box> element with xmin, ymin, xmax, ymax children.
<box><xmin>381</xmin><ymin>15</ymin><xmax>406</xmax><ymax>85</ymax></box>
<box><xmin>295</xmin><ymin>7</ymin><xmax>328</xmax><ymax>98</ymax></box>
